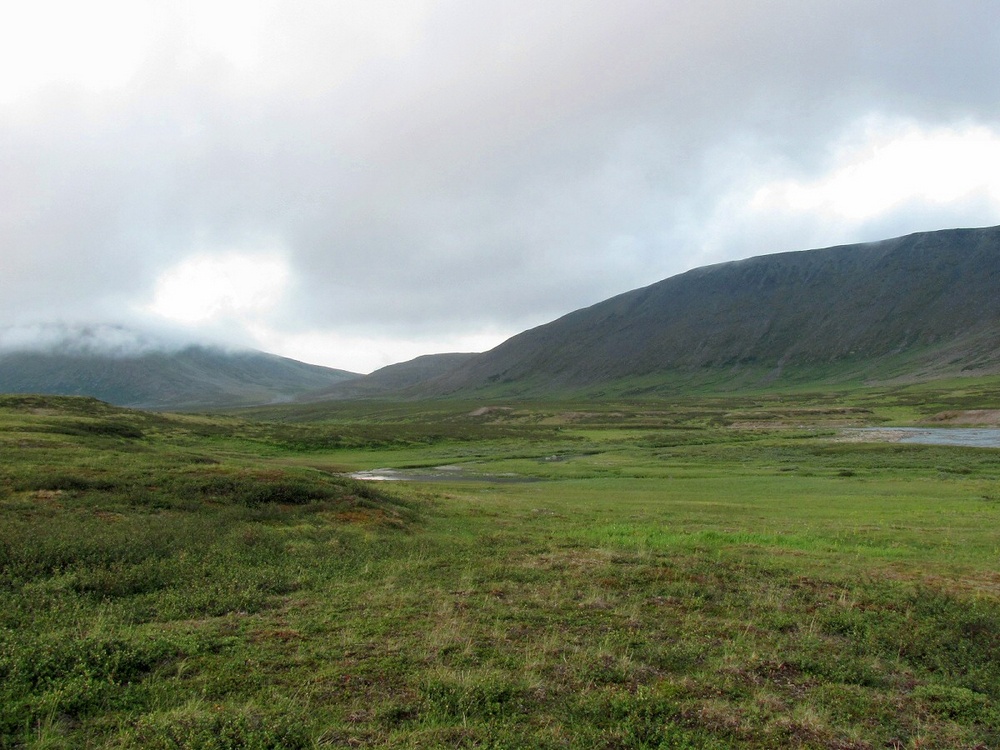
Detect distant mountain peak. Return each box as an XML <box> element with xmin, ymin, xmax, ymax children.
<box><xmin>6</xmin><ymin>226</ymin><xmax>998</xmax><ymax>407</ymax></box>
<box><xmin>0</xmin><ymin>327</ymin><xmax>360</xmax><ymax>409</ymax></box>
<box><xmin>0</xmin><ymin>322</ymin><xmax>209</xmax><ymax>359</ymax></box>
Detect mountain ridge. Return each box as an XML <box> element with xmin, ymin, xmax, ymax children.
<box><xmin>3</xmin><ymin>225</ymin><xmax>999</xmax><ymax>408</ymax></box>
<box><xmin>416</xmin><ymin>225</ymin><xmax>1000</xmax><ymax>396</ymax></box>
<box><xmin>0</xmin><ymin>344</ymin><xmax>359</xmax><ymax>410</ymax></box>
<box><xmin>300</xmin><ymin>352</ymin><xmax>479</xmax><ymax>401</ymax></box>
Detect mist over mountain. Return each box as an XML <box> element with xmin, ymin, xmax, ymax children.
<box><xmin>418</xmin><ymin>226</ymin><xmax>1000</xmax><ymax>397</ymax></box>
<box><xmin>3</xmin><ymin>226</ymin><xmax>998</xmax><ymax>408</ymax></box>
<box><xmin>0</xmin><ymin>323</ymin><xmax>193</xmax><ymax>358</ymax></box>
<box><xmin>0</xmin><ymin>325</ymin><xmax>359</xmax><ymax>409</ymax></box>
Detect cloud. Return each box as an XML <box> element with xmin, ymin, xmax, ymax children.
<box><xmin>0</xmin><ymin>322</ymin><xmax>193</xmax><ymax>357</ymax></box>
<box><xmin>146</xmin><ymin>250</ymin><xmax>291</xmax><ymax>325</ymax></box>
<box><xmin>1</xmin><ymin>1</ymin><xmax>998</xmax><ymax>372</ymax></box>
<box><xmin>750</xmin><ymin>119</ymin><xmax>1000</xmax><ymax>221</ymax></box>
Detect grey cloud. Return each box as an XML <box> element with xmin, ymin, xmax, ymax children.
<box><xmin>2</xmin><ymin>1</ymin><xmax>999</xmax><ymax>367</ymax></box>
<box><xmin>0</xmin><ymin>322</ymin><xmax>197</xmax><ymax>357</ymax></box>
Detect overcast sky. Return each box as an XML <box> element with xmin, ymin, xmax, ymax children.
<box><xmin>2</xmin><ymin>1</ymin><xmax>999</xmax><ymax>372</ymax></box>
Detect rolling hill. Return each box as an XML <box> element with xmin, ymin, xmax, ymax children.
<box><xmin>418</xmin><ymin>226</ymin><xmax>1000</xmax><ymax>397</ymax></box>
<box><xmin>5</xmin><ymin>226</ymin><xmax>998</xmax><ymax>408</ymax></box>
<box><xmin>300</xmin><ymin>352</ymin><xmax>479</xmax><ymax>401</ymax></box>
<box><xmin>0</xmin><ymin>344</ymin><xmax>360</xmax><ymax>410</ymax></box>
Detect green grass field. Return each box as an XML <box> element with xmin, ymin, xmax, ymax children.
<box><xmin>2</xmin><ymin>386</ymin><xmax>999</xmax><ymax>748</ymax></box>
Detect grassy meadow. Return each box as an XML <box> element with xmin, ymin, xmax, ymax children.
<box><xmin>2</xmin><ymin>382</ymin><xmax>1000</xmax><ymax>748</ymax></box>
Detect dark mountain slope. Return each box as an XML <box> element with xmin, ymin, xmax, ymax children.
<box><xmin>302</xmin><ymin>352</ymin><xmax>478</xmax><ymax>400</ymax></box>
<box><xmin>0</xmin><ymin>345</ymin><xmax>360</xmax><ymax>410</ymax></box>
<box><xmin>423</xmin><ymin>226</ymin><xmax>1000</xmax><ymax>395</ymax></box>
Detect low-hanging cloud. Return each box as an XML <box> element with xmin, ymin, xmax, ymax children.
<box><xmin>1</xmin><ymin>1</ymin><xmax>998</xmax><ymax>371</ymax></box>
<box><xmin>0</xmin><ymin>322</ymin><xmax>195</xmax><ymax>358</ymax></box>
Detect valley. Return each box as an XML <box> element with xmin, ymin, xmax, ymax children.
<box><xmin>6</xmin><ymin>1</ymin><xmax>999</xmax><ymax>745</ymax></box>
<box><xmin>3</xmin><ymin>228</ymin><xmax>1000</xmax><ymax>747</ymax></box>
<box><xmin>2</xmin><ymin>380</ymin><xmax>999</xmax><ymax>748</ymax></box>
<box><xmin>4</xmin><ymin>226</ymin><xmax>1000</xmax><ymax>410</ymax></box>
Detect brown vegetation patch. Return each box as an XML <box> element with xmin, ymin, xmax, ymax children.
<box><xmin>331</xmin><ymin>507</ymin><xmax>406</xmax><ymax>529</ymax></box>
<box><xmin>558</xmin><ymin>411</ymin><xmax>625</xmax><ymax>422</ymax></box>
<box><xmin>249</xmin><ymin>628</ymin><xmax>301</xmax><ymax>644</ymax></box>
<box><xmin>679</xmin><ymin>699</ymin><xmax>746</xmax><ymax>735</ymax></box>
<box><xmin>468</xmin><ymin>406</ymin><xmax>514</xmax><ymax>417</ymax></box>
<box><xmin>730</xmin><ymin>408</ymin><xmax>874</xmax><ymax>430</ymax></box>
<box><xmin>93</xmin><ymin>510</ymin><xmax>125</xmax><ymax>522</ymax></box>
<box><xmin>825</xmin><ymin>741</ymin><xmax>873</xmax><ymax>750</ymax></box>
<box><xmin>521</xmin><ymin>548</ymin><xmax>619</xmax><ymax>572</ymax></box>
<box><xmin>925</xmin><ymin>409</ymin><xmax>1000</xmax><ymax>426</ymax></box>
<box><xmin>877</xmin><ymin>567</ymin><xmax>1000</xmax><ymax>599</ymax></box>
<box><xmin>833</xmin><ymin>429</ymin><xmax>909</xmax><ymax>443</ymax></box>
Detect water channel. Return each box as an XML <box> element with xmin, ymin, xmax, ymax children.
<box><xmin>853</xmin><ymin>427</ymin><xmax>1000</xmax><ymax>448</ymax></box>
<box><xmin>348</xmin><ymin>465</ymin><xmax>539</xmax><ymax>483</ymax></box>
<box><xmin>348</xmin><ymin>429</ymin><xmax>1000</xmax><ymax>484</ymax></box>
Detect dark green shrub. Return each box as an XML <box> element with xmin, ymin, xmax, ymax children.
<box><xmin>123</xmin><ymin>702</ymin><xmax>311</xmax><ymax>750</ymax></box>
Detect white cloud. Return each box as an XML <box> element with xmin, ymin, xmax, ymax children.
<box><xmin>244</xmin><ymin>325</ymin><xmax>511</xmax><ymax>374</ymax></box>
<box><xmin>2</xmin><ymin>2</ymin><xmax>1000</xmax><ymax>371</ymax></box>
<box><xmin>146</xmin><ymin>251</ymin><xmax>290</xmax><ymax>325</ymax></box>
<box><xmin>0</xmin><ymin>322</ymin><xmax>186</xmax><ymax>357</ymax></box>
<box><xmin>750</xmin><ymin>118</ymin><xmax>1000</xmax><ymax>221</ymax></box>
<box><xmin>0</xmin><ymin>0</ymin><xmax>435</xmax><ymax>104</ymax></box>
<box><xmin>0</xmin><ymin>2</ymin><xmax>159</xmax><ymax>103</ymax></box>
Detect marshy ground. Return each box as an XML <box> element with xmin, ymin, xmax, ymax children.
<box><xmin>2</xmin><ymin>380</ymin><xmax>999</xmax><ymax>748</ymax></box>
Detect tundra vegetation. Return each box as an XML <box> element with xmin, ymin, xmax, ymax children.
<box><xmin>2</xmin><ymin>379</ymin><xmax>1000</xmax><ymax>748</ymax></box>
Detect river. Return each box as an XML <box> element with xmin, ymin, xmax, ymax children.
<box><xmin>852</xmin><ymin>427</ymin><xmax>1000</xmax><ymax>448</ymax></box>
<box><xmin>348</xmin><ymin>465</ymin><xmax>539</xmax><ymax>483</ymax></box>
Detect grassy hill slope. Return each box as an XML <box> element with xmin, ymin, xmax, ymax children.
<box><xmin>0</xmin><ymin>345</ymin><xmax>360</xmax><ymax>409</ymax></box>
<box><xmin>302</xmin><ymin>352</ymin><xmax>478</xmax><ymax>401</ymax></box>
<box><xmin>422</xmin><ymin>226</ymin><xmax>1000</xmax><ymax>397</ymax></box>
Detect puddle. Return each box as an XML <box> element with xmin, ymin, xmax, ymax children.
<box><xmin>893</xmin><ymin>427</ymin><xmax>1000</xmax><ymax>448</ymax></box>
<box><xmin>846</xmin><ymin>427</ymin><xmax>1000</xmax><ymax>448</ymax></box>
<box><xmin>348</xmin><ymin>466</ymin><xmax>539</xmax><ymax>483</ymax></box>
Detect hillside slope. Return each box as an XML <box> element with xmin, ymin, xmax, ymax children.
<box><xmin>0</xmin><ymin>345</ymin><xmax>359</xmax><ymax>409</ymax></box>
<box><xmin>422</xmin><ymin>226</ymin><xmax>1000</xmax><ymax>396</ymax></box>
<box><xmin>302</xmin><ymin>352</ymin><xmax>479</xmax><ymax>401</ymax></box>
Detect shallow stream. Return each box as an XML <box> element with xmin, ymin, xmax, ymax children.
<box><xmin>348</xmin><ymin>465</ymin><xmax>539</xmax><ymax>483</ymax></box>
<box><xmin>854</xmin><ymin>427</ymin><xmax>1000</xmax><ymax>448</ymax></box>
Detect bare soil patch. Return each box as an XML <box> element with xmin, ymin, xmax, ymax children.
<box><xmin>925</xmin><ymin>409</ymin><xmax>1000</xmax><ymax>426</ymax></box>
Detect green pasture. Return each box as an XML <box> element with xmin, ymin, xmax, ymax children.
<box><xmin>1</xmin><ymin>389</ymin><xmax>999</xmax><ymax>748</ymax></box>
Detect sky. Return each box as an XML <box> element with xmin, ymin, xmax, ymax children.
<box><xmin>2</xmin><ymin>1</ymin><xmax>999</xmax><ymax>373</ymax></box>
